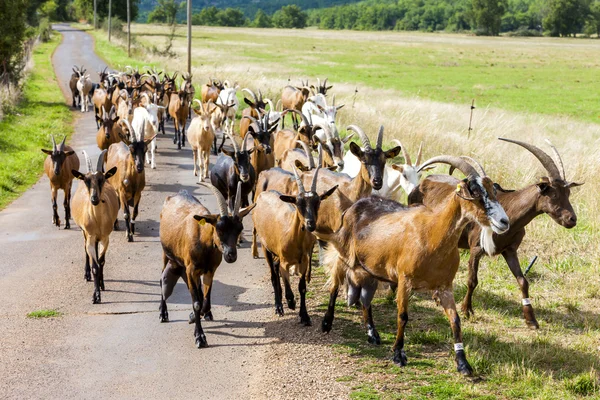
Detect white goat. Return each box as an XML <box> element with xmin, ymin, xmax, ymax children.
<box><xmin>140</xmin><ymin>93</ymin><xmax>163</xmax><ymax>169</ymax></box>
<box><xmin>216</xmin><ymin>87</ymin><xmax>239</xmax><ymax>139</ymax></box>
<box><xmin>341</xmin><ymin>140</ymin><xmax>432</xmax><ymax>200</ymax></box>
<box><xmin>77</xmin><ymin>73</ymin><xmax>93</xmax><ymax>113</ymax></box>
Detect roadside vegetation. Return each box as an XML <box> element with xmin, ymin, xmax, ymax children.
<box><xmin>84</xmin><ymin>23</ymin><xmax>600</xmax><ymax>399</ymax></box>
<box><xmin>27</xmin><ymin>309</ymin><xmax>63</xmax><ymax>318</ymax></box>
<box><xmin>0</xmin><ymin>33</ymin><xmax>73</xmax><ymax>209</ymax></box>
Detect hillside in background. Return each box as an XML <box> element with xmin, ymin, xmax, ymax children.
<box><xmin>136</xmin><ymin>0</ymin><xmax>364</xmax><ymax>21</ymax></box>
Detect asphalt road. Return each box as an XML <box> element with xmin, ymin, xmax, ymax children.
<box><xmin>0</xmin><ymin>24</ymin><xmax>278</xmax><ymax>399</ymax></box>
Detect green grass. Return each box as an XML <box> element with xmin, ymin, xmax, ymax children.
<box><xmin>27</xmin><ymin>309</ymin><xmax>62</xmax><ymax>318</ymax></box>
<box><xmin>0</xmin><ymin>33</ymin><xmax>73</xmax><ymax>209</ymax></box>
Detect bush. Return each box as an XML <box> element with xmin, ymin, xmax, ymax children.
<box><xmin>102</xmin><ymin>16</ymin><xmax>125</xmax><ymax>38</ymax></box>
<box><xmin>38</xmin><ymin>17</ymin><xmax>52</xmax><ymax>42</ymax></box>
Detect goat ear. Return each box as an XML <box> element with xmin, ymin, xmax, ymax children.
<box><xmin>420</xmin><ymin>165</ymin><xmax>436</xmax><ymax>171</ymax></box>
<box><xmin>193</xmin><ymin>214</ymin><xmax>218</xmax><ymax>226</ymax></box>
<box><xmin>247</xmin><ymin>147</ymin><xmax>256</xmax><ymax>155</ymax></box>
<box><xmin>327</xmin><ymin>165</ymin><xmax>338</xmax><ymax>171</ymax></box>
<box><xmin>144</xmin><ymin>134</ymin><xmax>157</xmax><ymax>145</ymax></box>
<box><xmin>192</xmin><ymin>108</ymin><xmax>203</xmax><ymax>116</ymax></box>
<box><xmin>222</xmin><ymin>148</ymin><xmax>235</xmax><ymax>158</ymax></box>
<box><xmin>72</xmin><ymin>170</ymin><xmax>85</xmax><ymax>180</ymax></box>
<box><xmin>64</xmin><ymin>150</ymin><xmax>75</xmax><ymax>157</ymax></box>
<box><xmin>279</xmin><ymin>194</ymin><xmax>296</xmax><ymax>204</ymax></box>
<box><xmin>320</xmin><ymin>185</ymin><xmax>338</xmax><ymax>201</ymax></box>
<box><xmin>342</xmin><ymin>132</ymin><xmax>355</xmax><ymax>143</ymax></box>
<box><xmin>104</xmin><ymin>166</ymin><xmax>117</xmax><ymax>179</ymax></box>
<box><xmin>41</xmin><ymin>149</ymin><xmax>53</xmax><ymax>155</ymax></box>
<box><xmin>391</xmin><ymin>164</ymin><xmax>404</xmax><ymax>173</ymax></box>
<box><xmin>385</xmin><ymin>146</ymin><xmax>402</xmax><ymax>159</ymax></box>
<box><xmin>349</xmin><ymin>142</ymin><xmax>364</xmax><ymax>159</ymax></box>
<box><xmin>112</xmin><ymin>116</ymin><xmax>120</xmax><ymax>123</ymax></box>
<box><xmin>566</xmin><ymin>181</ymin><xmax>584</xmax><ymax>188</ymax></box>
<box><xmin>243</xmin><ymin>98</ymin><xmax>254</xmax><ymax>107</ymax></box>
<box><xmin>238</xmin><ymin>202</ymin><xmax>256</xmax><ymax>218</ymax></box>
<box><xmin>294</xmin><ymin>160</ymin><xmax>310</xmax><ymax>172</ymax></box>
<box><xmin>536</xmin><ymin>177</ymin><xmax>550</xmax><ymax>193</ymax></box>
<box><xmin>336</xmin><ymin>104</ymin><xmax>345</xmax><ymax>110</ymax></box>
<box><xmin>326</xmin><ymin>85</ymin><xmax>333</xmax><ymax>90</ymax></box>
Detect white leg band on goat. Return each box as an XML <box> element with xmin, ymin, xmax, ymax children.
<box><xmin>454</xmin><ymin>343</ymin><xmax>464</xmax><ymax>352</ymax></box>
<box><xmin>522</xmin><ymin>298</ymin><xmax>531</xmax><ymax>306</ymax></box>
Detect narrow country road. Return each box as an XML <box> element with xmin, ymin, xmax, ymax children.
<box><xmin>0</xmin><ymin>24</ymin><xmax>351</xmax><ymax>399</ymax></box>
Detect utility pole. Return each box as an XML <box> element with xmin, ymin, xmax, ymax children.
<box><xmin>108</xmin><ymin>0</ymin><xmax>112</xmax><ymax>41</ymax></box>
<box><xmin>93</xmin><ymin>0</ymin><xmax>97</xmax><ymax>29</ymax></box>
<box><xmin>187</xmin><ymin>0</ymin><xmax>192</xmax><ymax>74</ymax></box>
<box><xmin>127</xmin><ymin>0</ymin><xmax>131</xmax><ymax>56</ymax></box>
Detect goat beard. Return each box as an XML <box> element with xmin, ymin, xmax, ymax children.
<box><xmin>480</xmin><ymin>226</ymin><xmax>496</xmax><ymax>256</ymax></box>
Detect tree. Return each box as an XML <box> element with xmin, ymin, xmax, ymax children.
<box><xmin>73</xmin><ymin>0</ymin><xmax>139</xmax><ymax>24</ymax></box>
<box><xmin>587</xmin><ymin>0</ymin><xmax>600</xmax><ymax>37</ymax></box>
<box><xmin>472</xmin><ymin>0</ymin><xmax>508</xmax><ymax>35</ymax></box>
<box><xmin>272</xmin><ymin>5</ymin><xmax>307</xmax><ymax>29</ymax></box>
<box><xmin>218</xmin><ymin>8</ymin><xmax>247</xmax><ymax>27</ymax></box>
<box><xmin>253</xmin><ymin>9</ymin><xmax>272</xmax><ymax>28</ymax></box>
<box><xmin>192</xmin><ymin>6</ymin><xmax>219</xmax><ymax>25</ymax></box>
<box><xmin>543</xmin><ymin>0</ymin><xmax>589</xmax><ymax>36</ymax></box>
<box><xmin>0</xmin><ymin>0</ymin><xmax>27</xmax><ymax>80</ymax></box>
<box><xmin>148</xmin><ymin>0</ymin><xmax>182</xmax><ymax>24</ymax></box>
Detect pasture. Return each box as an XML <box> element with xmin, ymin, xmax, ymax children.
<box><xmin>14</xmin><ymin>24</ymin><xmax>600</xmax><ymax>399</ymax></box>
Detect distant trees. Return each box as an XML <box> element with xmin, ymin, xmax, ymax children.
<box><xmin>73</xmin><ymin>0</ymin><xmax>139</xmax><ymax>24</ymax></box>
<box><xmin>191</xmin><ymin>6</ymin><xmax>248</xmax><ymax>26</ymax></box>
<box><xmin>272</xmin><ymin>5</ymin><xmax>308</xmax><ymax>28</ymax></box>
<box><xmin>253</xmin><ymin>10</ymin><xmax>273</xmax><ymax>28</ymax></box>
<box><xmin>472</xmin><ymin>0</ymin><xmax>508</xmax><ymax>35</ymax></box>
<box><xmin>147</xmin><ymin>0</ymin><xmax>183</xmax><ymax>24</ymax></box>
<box><xmin>0</xmin><ymin>0</ymin><xmax>27</xmax><ymax>80</ymax></box>
<box><xmin>543</xmin><ymin>0</ymin><xmax>589</xmax><ymax>36</ymax></box>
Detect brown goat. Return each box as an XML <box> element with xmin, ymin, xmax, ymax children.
<box><xmin>71</xmin><ymin>150</ymin><xmax>119</xmax><ymax>304</ymax></box>
<box><xmin>106</xmin><ymin>117</ymin><xmax>156</xmax><ymax>242</ymax></box>
<box><xmin>200</xmin><ymin>78</ymin><xmax>223</xmax><ymax>103</ymax></box>
<box><xmin>253</xmin><ymin>167</ymin><xmax>338</xmax><ymax>325</ymax></box>
<box><xmin>273</xmin><ymin>110</ymin><xmax>315</xmax><ymax>164</ymax></box>
<box><xmin>41</xmin><ymin>136</ymin><xmax>80</xmax><ymax>229</ymax></box>
<box><xmin>316</xmin><ymin>156</ymin><xmax>509</xmax><ymax>376</ymax></box>
<box><xmin>168</xmin><ymin>88</ymin><xmax>190</xmax><ymax>149</ymax></box>
<box><xmin>96</xmin><ymin>105</ymin><xmax>122</xmax><ymax>150</ymax></box>
<box><xmin>188</xmin><ymin>100</ymin><xmax>217</xmax><ymax>182</ymax></box>
<box><xmin>409</xmin><ymin>139</ymin><xmax>583</xmax><ymax>329</ymax></box>
<box><xmin>281</xmin><ymin>85</ymin><xmax>311</xmax><ymax>129</ymax></box>
<box><xmin>159</xmin><ymin>182</ymin><xmax>255</xmax><ymax>348</ymax></box>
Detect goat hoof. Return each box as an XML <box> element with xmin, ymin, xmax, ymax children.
<box><xmin>195</xmin><ymin>334</ymin><xmax>208</xmax><ymax>349</ymax></box>
<box><xmin>321</xmin><ymin>317</ymin><xmax>333</xmax><ymax>333</ymax></box>
<box><xmin>461</xmin><ymin>303</ymin><xmax>474</xmax><ymax>319</ymax></box>
<box><xmin>204</xmin><ymin>311</ymin><xmax>213</xmax><ymax>321</ymax></box>
<box><xmin>523</xmin><ymin>306</ymin><xmax>539</xmax><ymax>329</ymax></box>
<box><xmin>85</xmin><ymin>274</ymin><xmax>91</xmax><ymax>282</ymax></box>
<box><xmin>367</xmin><ymin>330</ymin><xmax>381</xmax><ymax>345</ymax></box>
<box><xmin>300</xmin><ymin>314</ymin><xmax>312</xmax><ymax>326</ymax></box>
<box><xmin>64</xmin><ymin>223</ymin><xmax>70</xmax><ymax>229</ymax></box>
<box><xmin>455</xmin><ymin>351</ymin><xmax>473</xmax><ymax>376</ymax></box>
<box><xmin>127</xmin><ymin>235</ymin><xmax>133</xmax><ymax>242</ymax></box>
<box><xmin>275</xmin><ymin>305</ymin><xmax>284</xmax><ymax>316</ymax></box>
<box><xmin>287</xmin><ymin>299</ymin><xmax>296</xmax><ymax>310</ymax></box>
<box><xmin>159</xmin><ymin>311</ymin><xmax>169</xmax><ymax>323</ymax></box>
<box><xmin>100</xmin><ymin>281</ymin><xmax>105</xmax><ymax>291</ymax></box>
<box><xmin>393</xmin><ymin>349</ymin><xmax>407</xmax><ymax>366</ymax></box>
<box><xmin>526</xmin><ymin>319</ymin><xmax>539</xmax><ymax>330</ymax></box>
<box><xmin>92</xmin><ymin>292</ymin><xmax>101</xmax><ymax>304</ymax></box>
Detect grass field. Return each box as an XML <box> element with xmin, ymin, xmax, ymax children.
<box><xmin>83</xmin><ymin>24</ymin><xmax>600</xmax><ymax>399</ymax></box>
<box><xmin>0</xmin><ymin>33</ymin><xmax>73</xmax><ymax>209</ymax></box>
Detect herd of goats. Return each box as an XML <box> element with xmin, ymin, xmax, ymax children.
<box><xmin>39</xmin><ymin>65</ymin><xmax>583</xmax><ymax>376</ymax></box>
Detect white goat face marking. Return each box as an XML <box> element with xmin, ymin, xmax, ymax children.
<box><xmin>475</xmin><ymin>177</ymin><xmax>509</xmax><ymax>235</ymax></box>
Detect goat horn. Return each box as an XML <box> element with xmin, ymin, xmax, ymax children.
<box><xmin>242</xmin><ymin>132</ymin><xmax>253</xmax><ymax>152</ymax></box>
<box><xmin>122</xmin><ymin>119</ymin><xmax>135</xmax><ymax>142</ymax></box>
<box><xmin>376</xmin><ymin>125</ymin><xmax>384</xmax><ymax>150</ymax></box>
<box><xmin>265</xmin><ymin>98</ymin><xmax>274</xmax><ymax>111</ymax></box>
<box><xmin>258</xmin><ymin>89</ymin><xmax>263</xmax><ymax>102</ymax></box>
<box><xmin>292</xmin><ymin>165</ymin><xmax>306</xmax><ymax>194</ymax></box>
<box><xmin>391</xmin><ymin>139</ymin><xmax>411</xmax><ymax>166</ymax></box>
<box><xmin>418</xmin><ymin>155</ymin><xmax>479</xmax><ymax>179</ymax></box>
<box><xmin>226</xmin><ymin>133</ymin><xmax>239</xmax><ymax>153</ymax></box>
<box><xmin>313</xmin><ymin>123</ymin><xmax>331</xmax><ymax>139</ymax></box>
<box><xmin>242</xmin><ymin>88</ymin><xmax>257</xmax><ymax>103</ymax></box>
<box><xmin>199</xmin><ymin>182</ymin><xmax>228</xmax><ymax>217</ymax></box>
<box><xmin>332</xmin><ymin>94</ymin><xmax>336</xmax><ymax>107</ymax></box>
<box><xmin>311</xmin><ymin>167</ymin><xmax>321</xmax><ymax>193</ymax></box>
<box><xmin>416</xmin><ymin>141</ymin><xmax>424</xmax><ymax>166</ymax></box>
<box><xmin>59</xmin><ymin>136</ymin><xmax>67</xmax><ymax>151</ymax></box>
<box><xmin>243</xmin><ymin>115</ymin><xmax>258</xmax><ymax>124</ymax></box>
<box><xmin>347</xmin><ymin>125</ymin><xmax>371</xmax><ymax>150</ymax></box>
<box><xmin>317</xmin><ymin>143</ymin><xmax>324</xmax><ymax>168</ymax></box>
<box><xmin>51</xmin><ymin>135</ymin><xmax>57</xmax><ymax>151</ymax></box>
<box><xmin>102</xmin><ymin>105</ymin><xmax>107</xmax><ymax>118</ymax></box>
<box><xmin>296</xmin><ymin>140</ymin><xmax>314</xmax><ymax>170</ymax></box>
<box><xmin>498</xmin><ymin>138</ymin><xmax>561</xmax><ymax>180</ymax></box>
<box><xmin>96</xmin><ymin>150</ymin><xmax>106</xmax><ymax>173</ymax></box>
<box><xmin>545</xmin><ymin>139</ymin><xmax>566</xmax><ymax>180</ymax></box>
<box><xmin>460</xmin><ymin>156</ymin><xmax>487</xmax><ymax>177</ymax></box>
<box><xmin>82</xmin><ymin>151</ymin><xmax>92</xmax><ymax>173</ymax></box>
<box><xmin>233</xmin><ymin>181</ymin><xmax>242</xmax><ymax>217</ymax></box>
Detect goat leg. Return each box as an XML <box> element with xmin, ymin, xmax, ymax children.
<box><xmin>51</xmin><ymin>188</ymin><xmax>60</xmax><ymax>227</ymax></box>
<box><xmin>321</xmin><ymin>285</ymin><xmax>339</xmax><ymax>333</ymax></box>
<box><xmin>123</xmin><ymin>202</ymin><xmax>133</xmax><ymax>242</ymax></box>
<box><xmin>200</xmin><ymin>271</ymin><xmax>214</xmax><ymax>321</ymax></box>
<box><xmin>461</xmin><ymin>249</ymin><xmax>483</xmax><ymax>319</ymax></box>
<box><xmin>281</xmin><ymin>267</ymin><xmax>296</xmax><ymax>310</ymax></box>
<box><xmin>186</xmin><ymin>269</ymin><xmax>208</xmax><ymax>348</ymax></box>
<box><xmin>435</xmin><ymin>289</ymin><xmax>473</xmax><ymax>376</ymax></box>
<box><xmin>159</xmin><ymin>259</ymin><xmax>179</xmax><ymax>323</ymax></box>
<box><xmin>392</xmin><ymin>279</ymin><xmax>409</xmax><ymax>366</ymax></box>
<box><xmin>361</xmin><ymin>278</ymin><xmax>380</xmax><ymax>345</ymax></box>
<box><xmin>265</xmin><ymin>249</ymin><xmax>284</xmax><ymax>316</ymax></box>
<box><xmin>64</xmin><ymin>186</ymin><xmax>72</xmax><ymax>229</ymax></box>
<box><xmin>251</xmin><ymin>228</ymin><xmax>259</xmax><ymax>259</ymax></box>
<box><xmin>298</xmin><ymin>271</ymin><xmax>311</xmax><ymax>326</ymax></box>
<box><xmin>502</xmin><ymin>249</ymin><xmax>539</xmax><ymax>329</ymax></box>
<box><xmin>83</xmin><ymin>232</ymin><xmax>91</xmax><ymax>281</ymax></box>
<box><xmin>88</xmin><ymin>237</ymin><xmax>101</xmax><ymax>304</ymax></box>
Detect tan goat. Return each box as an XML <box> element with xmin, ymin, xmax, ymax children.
<box><xmin>41</xmin><ymin>135</ymin><xmax>80</xmax><ymax>229</ymax></box>
<box><xmin>71</xmin><ymin>150</ymin><xmax>119</xmax><ymax>304</ymax></box>
<box><xmin>188</xmin><ymin>99</ymin><xmax>217</xmax><ymax>182</ymax></box>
